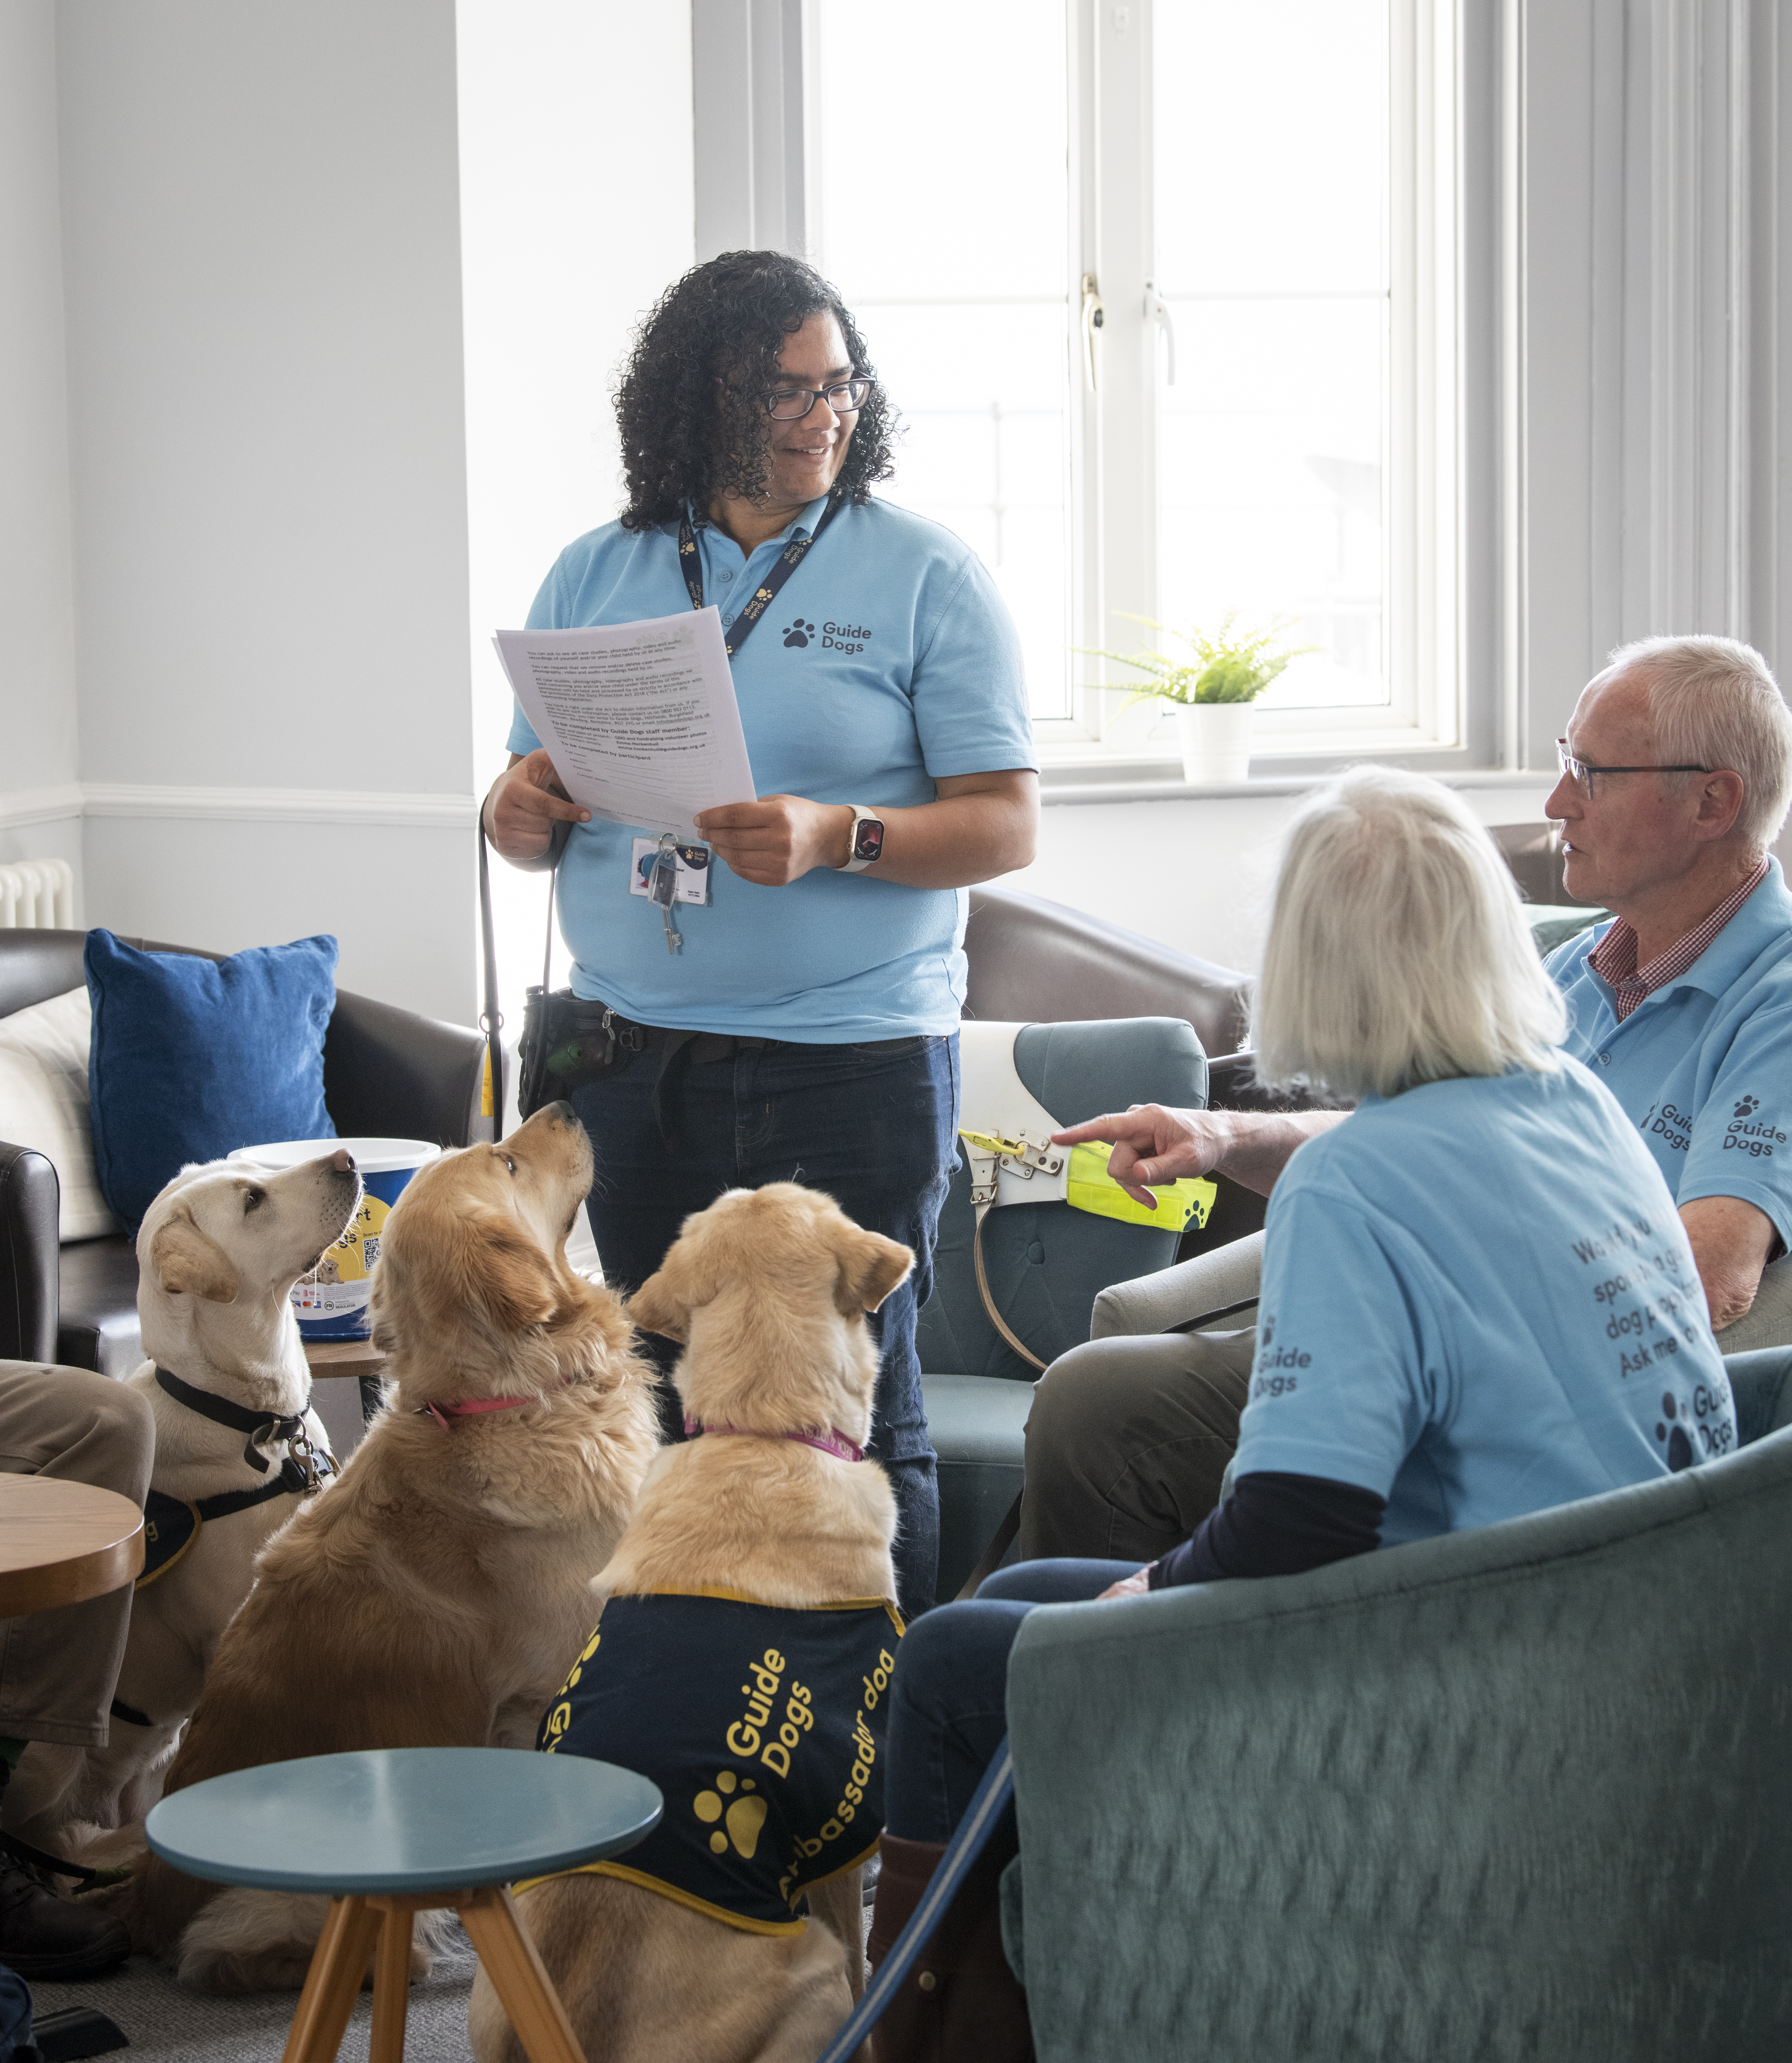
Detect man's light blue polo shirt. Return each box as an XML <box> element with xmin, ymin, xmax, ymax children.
<box><xmin>1547</xmin><ymin>860</ymin><xmax>1792</xmax><ymax>1246</ymax></box>
<box><xmin>1235</xmin><ymin>1063</ymin><xmax>1735</xmax><ymax>1548</ymax></box>
<box><xmin>506</xmin><ymin>495</ymin><xmax>1034</xmax><ymax>1041</ymax></box>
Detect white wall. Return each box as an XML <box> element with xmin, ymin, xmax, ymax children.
<box><xmin>53</xmin><ymin>0</ymin><xmax>475</xmax><ymax>1021</ymax></box>
<box><xmin>0</xmin><ymin>0</ymin><xmax>82</xmax><ymax>883</ymax></box>
<box><xmin>457</xmin><ymin>0</ymin><xmax>695</xmax><ymax>1037</ymax></box>
<box><xmin>1010</xmin><ymin>780</ymin><xmax>1561</xmax><ymax>977</ymax></box>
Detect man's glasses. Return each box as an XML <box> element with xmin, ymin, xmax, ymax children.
<box><xmin>1555</xmin><ymin>738</ymin><xmax>1710</xmax><ymax>796</ymax></box>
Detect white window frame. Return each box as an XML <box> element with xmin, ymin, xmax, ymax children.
<box><xmin>700</xmin><ymin>0</ymin><xmax>1465</xmax><ymax>769</ymax></box>
<box><xmin>1049</xmin><ymin>0</ymin><xmax>1462</xmax><ymax>769</ymax></box>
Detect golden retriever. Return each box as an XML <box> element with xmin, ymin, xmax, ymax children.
<box><xmin>470</xmin><ymin>1180</ymin><xmax>912</xmax><ymax>2063</ymax></box>
<box><xmin>125</xmin><ymin>1101</ymin><xmax>660</xmax><ymax>1993</ymax></box>
<box><xmin>5</xmin><ymin>1148</ymin><xmax>361</xmax><ymax>1854</ymax></box>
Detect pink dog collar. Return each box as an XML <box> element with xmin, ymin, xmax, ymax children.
<box><xmin>683</xmin><ymin>1415</ymin><xmax>863</xmax><ymax>1465</ymax></box>
<box><xmin>419</xmin><ymin>1380</ymin><xmax>570</xmax><ymax>1431</ymax></box>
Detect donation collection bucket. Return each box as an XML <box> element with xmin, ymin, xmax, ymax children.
<box><xmin>227</xmin><ymin>1136</ymin><xmax>443</xmax><ymax>1341</ymax></box>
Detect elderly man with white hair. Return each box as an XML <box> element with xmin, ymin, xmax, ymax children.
<box><xmin>865</xmin><ymin>763</ymin><xmax>1735</xmax><ymax>2063</ymax></box>
<box><xmin>1018</xmin><ymin>633</ymin><xmax>1792</xmax><ymax>1567</ymax></box>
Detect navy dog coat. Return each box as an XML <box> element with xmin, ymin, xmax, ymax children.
<box><xmin>521</xmin><ymin>1588</ymin><xmax>904</xmax><ymax>1933</ymax></box>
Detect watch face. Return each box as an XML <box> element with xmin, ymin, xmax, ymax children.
<box><xmin>853</xmin><ymin>817</ymin><xmax>885</xmax><ymax>864</ymax></box>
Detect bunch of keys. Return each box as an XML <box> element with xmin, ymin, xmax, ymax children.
<box><xmin>648</xmin><ymin>831</ymin><xmax>683</xmax><ymax>955</ymax></box>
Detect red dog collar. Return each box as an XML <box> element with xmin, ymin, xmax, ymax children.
<box><xmin>418</xmin><ymin>1379</ymin><xmax>571</xmax><ymax>1431</ymax></box>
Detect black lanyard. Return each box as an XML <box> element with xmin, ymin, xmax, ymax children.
<box><xmin>677</xmin><ymin>493</ymin><xmax>845</xmax><ymax>659</ymax></box>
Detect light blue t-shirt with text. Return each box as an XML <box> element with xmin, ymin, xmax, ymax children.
<box><xmin>506</xmin><ymin>495</ymin><xmax>1035</xmax><ymax>1040</ymax></box>
<box><xmin>1547</xmin><ymin>859</ymin><xmax>1792</xmax><ymax>1246</ymax></box>
<box><xmin>1234</xmin><ymin>1062</ymin><xmax>1735</xmax><ymax>1548</ymax></box>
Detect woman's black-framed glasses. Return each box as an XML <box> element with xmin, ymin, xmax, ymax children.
<box><xmin>1555</xmin><ymin>738</ymin><xmax>1710</xmax><ymax>795</ymax></box>
<box><xmin>760</xmin><ymin>378</ymin><xmax>873</xmax><ymax>420</ymax></box>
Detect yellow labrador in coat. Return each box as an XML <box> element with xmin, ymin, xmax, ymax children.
<box><xmin>125</xmin><ymin>1102</ymin><xmax>660</xmax><ymax>1993</ymax></box>
<box><xmin>4</xmin><ymin>1148</ymin><xmax>361</xmax><ymax>1855</ymax></box>
<box><xmin>470</xmin><ymin>1181</ymin><xmax>912</xmax><ymax>2063</ymax></box>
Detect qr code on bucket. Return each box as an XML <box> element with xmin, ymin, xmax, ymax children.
<box><xmin>362</xmin><ymin>1236</ymin><xmax>381</xmax><ymax>1268</ymax></box>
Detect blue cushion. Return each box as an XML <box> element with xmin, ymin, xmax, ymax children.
<box><xmin>85</xmin><ymin>930</ymin><xmax>337</xmax><ymax>1233</ymax></box>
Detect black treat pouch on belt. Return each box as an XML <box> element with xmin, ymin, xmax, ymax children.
<box><xmin>517</xmin><ymin>991</ymin><xmax>648</xmax><ymax>1118</ymax></box>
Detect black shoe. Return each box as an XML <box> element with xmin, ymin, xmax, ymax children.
<box><xmin>0</xmin><ymin>1851</ymin><xmax>128</xmax><ymax>1980</ymax></box>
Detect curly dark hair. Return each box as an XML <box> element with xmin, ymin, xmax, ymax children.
<box><xmin>614</xmin><ymin>250</ymin><xmax>899</xmax><ymax>531</ymax></box>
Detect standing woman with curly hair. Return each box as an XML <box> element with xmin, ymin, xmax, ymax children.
<box><xmin>482</xmin><ymin>251</ymin><xmax>1040</xmax><ymax>1619</ymax></box>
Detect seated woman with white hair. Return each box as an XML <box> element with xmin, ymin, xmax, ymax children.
<box><xmin>864</xmin><ymin>765</ymin><xmax>1737</xmax><ymax>2060</ymax></box>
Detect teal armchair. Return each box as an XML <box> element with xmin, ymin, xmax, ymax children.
<box><xmin>999</xmin><ymin>1349</ymin><xmax>1792</xmax><ymax>2061</ymax></box>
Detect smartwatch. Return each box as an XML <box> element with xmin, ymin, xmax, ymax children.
<box><xmin>842</xmin><ymin>806</ymin><xmax>886</xmax><ymax>873</ymax></box>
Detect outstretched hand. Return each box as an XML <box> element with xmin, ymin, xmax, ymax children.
<box><xmin>1050</xmin><ymin>1104</ymin><xmax>1227</xmax><ymax>1208</ymax></box>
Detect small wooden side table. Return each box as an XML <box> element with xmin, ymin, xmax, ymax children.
<box><xmin>145</xmin><ymin>1747</ymin><xmax>663</xmax><ymax>2063</ymax></box>
<box><xmin>303</xmin><ymin>1339</ymin><xmax>389</xmax><ymax>1425</ymax></box>
<box><xmin>0</xmin><ymin>1477</ymin><xmax>145</xmax><ymax>1616</ymax></box>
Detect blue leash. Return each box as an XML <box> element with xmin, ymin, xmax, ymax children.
<box><xmin>815</xmin><ymin>1737</ymin><xmax>1016</xmax><ymax>2063</ymax></box>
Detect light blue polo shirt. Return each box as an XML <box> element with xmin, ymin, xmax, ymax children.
<box><xmin>1234</xmin><ymin>1062</ymin><xmax>1735</xmax><ymax>1548</ymax></box>
<box><xmin>1547</xmin><ymin>860</ymin><xmax>1792</xmax><ymax>1246</ymax></box>
<box><xmin>506</xmin><ymin>495</ymin><xmax>1034</xmax><ymax>1041</ymax></box>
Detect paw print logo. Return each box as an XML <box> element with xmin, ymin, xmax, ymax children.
<box><xmin>1655</xmin><ymin>1391</ymin><xmax>1694</xmax><ymax>1473</ymax></box>
<box><xmin>1735</xmin><ymin>1096</ymin><xmax>1760</xmax><ymax>1119</ymax></box>
<box><xmin>782</xmin><ymin>621</ymin><xmax>816</xmax><ymax>649</ymax></box>
<box><xmin>693</xmin><ymin>1770</ymin><xmax>768</xmax><ymax>1858</ymax></box>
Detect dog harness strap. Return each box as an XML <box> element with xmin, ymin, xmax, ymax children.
<box><xmin>153</xmin><ymin>1366</ymin><xmax>324</xmax><ymax>1484</ymax></box>
<box><xmin>136</xmin><ymin>1457</ymin><xmax>337</xmax><ymax>1595</ymax></box>
<box><xmin>683</xmin><ymin>1417</ymin><xmax>865</xmax><ymax>1465</ymax></box>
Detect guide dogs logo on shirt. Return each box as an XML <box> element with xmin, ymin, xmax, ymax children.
<box><xmin>780</xmin><ymin>619</ymin><xmax>873</xmax><ymax>654</ymax></box>
<box><xmin>523</xmin><ymin>1589</ymin><xmax>904</xmax><ymax>1933</ymax></box>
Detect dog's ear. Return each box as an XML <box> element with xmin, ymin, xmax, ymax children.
<box><xmin>833</xmin><ymin>1228</ymin><xmax>913</xmax><ymax>1317</ymax></box>
<box><xmin>468</xmin><ymin>1220</ymin><xmax>561</xmax><ymax>1331</ymax></box>
<box><xmin>628</xmin><ymin>1263</ymin><xmax>690</xmax><ymax>1343</ymax></box>
<box><xmin>148</xmin><ymin>1213</ymin><xmax>240</xmax><ymax>1304</ymax></box>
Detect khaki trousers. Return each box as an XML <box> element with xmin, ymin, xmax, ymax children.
<box><xmin>0</xmin><ymin>1364</ymin><xmax>154</xmax><ymax>1747</ymax></box>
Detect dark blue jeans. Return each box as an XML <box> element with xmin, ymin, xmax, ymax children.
<box><xmin>883</xmin><ymin>1558</ymin><xmax>1142</xmax><ymax>1850</ymax></box>
<box><xmin>572</xmin><ymin>1031</ymin><xmax>959</xmax><ymax>1622</ymax></box>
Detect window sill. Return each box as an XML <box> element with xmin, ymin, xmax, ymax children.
<box><xmin>1037</xmin><ymin>762</ymin><xmax>1557</xmax><ymax>807</ymax></box>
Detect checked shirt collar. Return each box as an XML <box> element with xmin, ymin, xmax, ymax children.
<box><xmin>1589</xmin><ymin>856</ymin><xmax>1771</xmax><ymax>1022</ymax></box>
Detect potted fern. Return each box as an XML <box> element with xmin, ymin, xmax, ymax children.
<box><xmin>1083</xmin><ymin>614</ymin><xmax>1309</xmax><ymax>782</ymax></box>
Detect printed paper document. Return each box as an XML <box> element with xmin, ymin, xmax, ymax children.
<box><xmin>494</xmin><ymin>607</ymin><xmax>755</xmax><ymax>839</ymax></box>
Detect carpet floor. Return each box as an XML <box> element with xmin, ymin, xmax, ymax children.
<box><xmin>28</xmin><ymin>1924</ymin><xmax>478</xmax><ymax>2062</ymax></box>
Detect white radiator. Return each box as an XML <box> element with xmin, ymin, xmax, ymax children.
<box><xmin>0</xmin><ymin>859</ymin><xmax>76</xmax><ymax>929</ymax></box>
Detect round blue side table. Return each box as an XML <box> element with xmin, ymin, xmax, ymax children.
<box><xmin>145</xmin><ymin>1747</ymin><xmax>661</xmax><ymax>2063</ymax></box>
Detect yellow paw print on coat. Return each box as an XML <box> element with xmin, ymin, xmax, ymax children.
<box><xmin>693</xmin><ymin>1771</ymin><xmax>768</xmax><ymax>1858</ymax></box>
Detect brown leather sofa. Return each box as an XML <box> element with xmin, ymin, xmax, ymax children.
<box><xmin>0</xmin><ymin>931</ymin><xmax>486</xmax><ymax>1375</ymax></box>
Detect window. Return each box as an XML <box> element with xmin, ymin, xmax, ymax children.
<box><xmin>804</xmin><ymin>0</ymin><xmax>1459</xmax><ymax>764</ymax></box>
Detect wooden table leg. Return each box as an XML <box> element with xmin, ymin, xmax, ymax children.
<box><xmin>457</xmin><ymin>1886</ymin><xmax>588</xmax><ymax>2063</ymax></box>
<box><xmin>370</xmin><ymin>1904</ymin><xmax>414</xmax><ymax>2063</ymax></box>
<box><xmin>281</xmin><ymin>1896</ymin><xmax>383</xmax><ymax>2063</ymax></box>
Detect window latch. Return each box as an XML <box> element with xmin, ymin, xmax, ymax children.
<box><xmin>1145</xmin><ymin>280</ymin><xmax>1177</xmax><ymax>385</ymax></box>
<box><xmin>1080</xmin><ymin>273</ymin><xmax>1104</xmax><ymax>392</ymax></box>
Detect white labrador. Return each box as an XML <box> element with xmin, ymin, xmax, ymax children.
<box><xmin>5</xmin><ymin>1149</ymin><xmax>362</xmax><ymax>1852</ymax></box>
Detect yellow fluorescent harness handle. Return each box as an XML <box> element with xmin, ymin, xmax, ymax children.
<box><xmin>960</xmin><ymin>1129</ymin><xmax>1215</xmax><ymax>1233</ymax></box>
<box><xmin>1066</xmin><ymin>1140</ymin><xmax>1215</xmax><ymax>1232</ymax></box>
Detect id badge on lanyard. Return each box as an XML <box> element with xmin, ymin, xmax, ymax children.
<box><xmin>623</xmin><ymin>493</ymin><xmax>846</xmax><ymax>954</ymax></box>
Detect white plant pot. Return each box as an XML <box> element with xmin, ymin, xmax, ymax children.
<box><xmin>1174</xmin><ymin>700</ymin><xmax>1256</xmax><ymax>783</ymax></box>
